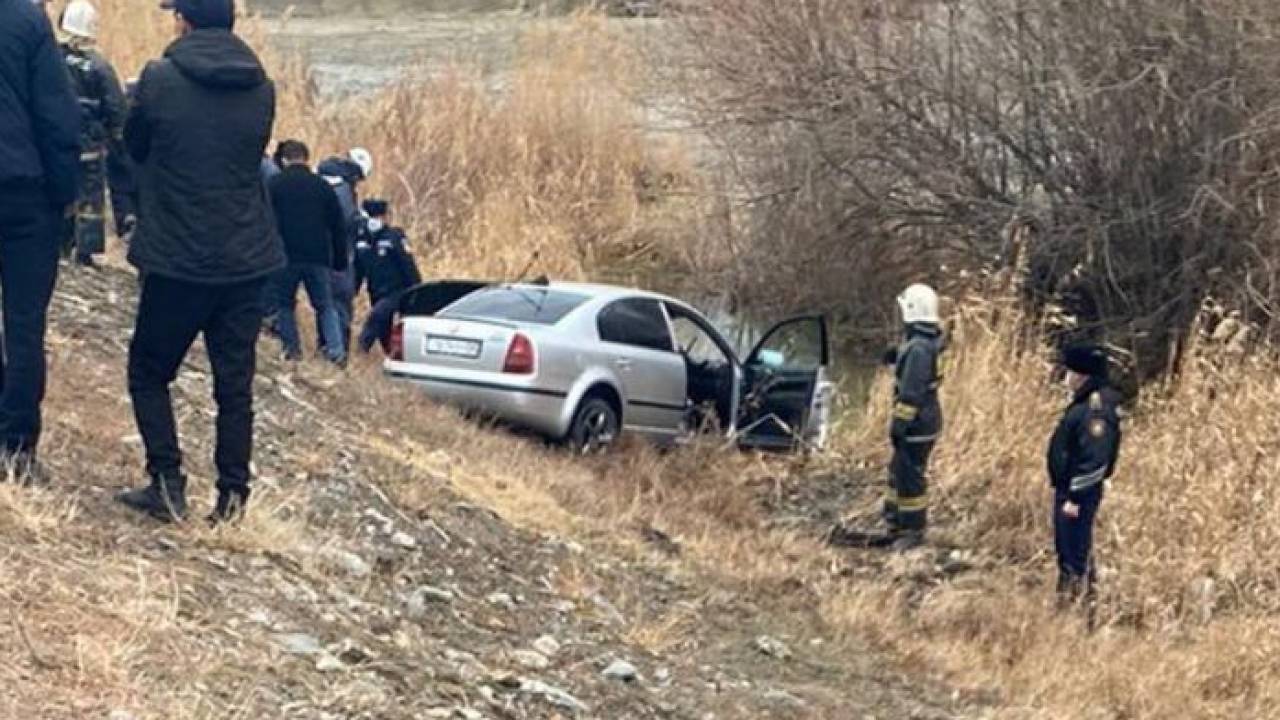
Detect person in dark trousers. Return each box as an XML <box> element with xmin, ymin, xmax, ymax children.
<box><xmin>57</xmin><ymin>0</ymin><xmax>127</xmax><ymax>268</ymax></box>
<box><xmin>826</xmin><ymin>284</ymin><xmax>944</xmax><ymax>551</ymax></box>
<box><xmin>353</xmin><ymin>199</ymin><xmax>421</xmax><ymax>354</ymax></box>
<box><xmin>318</xmin><ymin>147</ymin><xmax>373</xmax><ymax>354</ymax></box>
<box><xmin>108</xmin><ymin>76</ymin><xmax>141</xmax><ymax>242</ymax></box>
<box><xmin>1047</xmin><ymin>345</ymin><xmax>1122</xmax><ymax>614</ymax></box>
<box><xmin>0</xmin><ymin>0</ymin><xmax>81</xmax><ymax>479</ymax></box>
<box><xmin>879</xmin><ymin>283</ymin><xmax>945</xmax><ymax>549</ymax></box>
<box><xmin>117</xmin><ymin>0</ymin><xmax>284</xmax><ymax>525</ymax></box>
<box><xmin>267</xmin><ymin>139</ymin><xmax>348</xmax><ymax>364</ymax></box>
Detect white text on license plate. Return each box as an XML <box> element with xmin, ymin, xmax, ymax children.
<box><xmin>425</xmin><ymin>336</ymin><xmax>482</xmax><ymax>359</ymax></box>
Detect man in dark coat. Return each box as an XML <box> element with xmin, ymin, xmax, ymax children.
<box><xmin>1047</xmin><ymin>345</ymin><xmax>1123</xmax><ymax>610</ymax></box>
<box><xmin>0</xmin><ymin>0</ymin><xmax>81</xmax><ymax>478</ymax></box>
<box><xmin>267</xmin><ymin>139</ymin><xmax>349</xmax><ymax>364</ymax></box>
<box><xmin>117</xmin><ymin>0</ymin><xmax>285</xmax><ymax>525</ymax></box>
<box><xmin>353</xmin><ymin>199</ymin><xmax>421</xmax><ymax>354</ymax></box>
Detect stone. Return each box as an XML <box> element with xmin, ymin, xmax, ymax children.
<box><xmin>753</xmin><ymin>635</ymin><xmax>793</xmax><ymax>661</ymax></box>
<box><xmin>487</xmin><ymin>592</ymin><xmax>517</xmax><ymax>610</ymax></box>
<box><xmin>275</xmin><ymin>633</ymin><xmax>323</xmax><ymax>656</ymax></box>
<box><xmin>407</xmin><ymin>585</ymin><xmax>455</xmax><ymax>619</ymax></box>
<box><xmin>316</xmin><ymin>653</ymin><xmax>345</xmax><ymax>673</ymax></box>
<box><xmin>511</xmin><ymin>649</ymin><xmax>550</xmax><ymax>670</ymax></box>
<box><xmin>602</xmin><ymin>659</ymin><xmax>639</xmax><ymax>683</ymax></box>
<box><xmin>390</xmin><ymin>531</ymin><xmax>418</xmax><ymax>549</ymax></box>
<box><xmin>108</xmin><ymin>712</ymin><xmax>138</xmax><ymax>720</ymax></box>
<box><xmin>532</xmin><ymin>635</ymin><xmax>561</xmax><ymax>658</ymax></box>
<box><xmin>520</xmin><ymin>679</ymin><xmax>588</xmax><ymax>714</ymax></box>
<box><xmin>323</xmin><ymin>549</ymin><xmax>372</xmax><ymax>578</ymax></box>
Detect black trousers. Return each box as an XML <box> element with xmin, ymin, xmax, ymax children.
<box><xmin>358</xmin><ymin>294</ymin><xmax>401</xmax><ymax>353</ymax></box>
<box><xmin>128</xmin><ymin>275</ymin><xmax>265</xmax><ymax>493</ymax></box>
<box><xmin>886</xmin><ymin>438</ymin><xmax>934</xmax><ymax>533</ymax></box>
<box><xmin>1054</xmin><ymin>489</ymin><xmax>1102</xmax><ymax>595</ymax></box>
<box><xmin>0</xmin><ymin>184</ymin><xmax>61</xmax><ymax>455</ymax></box>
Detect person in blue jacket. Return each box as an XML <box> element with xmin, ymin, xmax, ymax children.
<box><xmin>1047</xmin><ymin>345</ymin><xmax>1123</xmax><ymax>609</ymax></box>
<box><xmin>353</xmin><ymin>199</ymin><xmax>421</xmax><ymax>354</ymax></box>
<box><xmin>0</xmin><ymin>0</ymin><xmax>81</xmax><ymax>479</ymax></box>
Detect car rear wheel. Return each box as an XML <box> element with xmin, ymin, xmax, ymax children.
<box><xmin>568</xmin><ymin>397</ymin><xmax>620</xmax><ymax>455</ymax></box>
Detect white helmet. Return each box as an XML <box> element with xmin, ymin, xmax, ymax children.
<box><xmin>897</xmin><ymin>283</ymin><xmax>940</xmax><ymax>325</ymax></box>
<box><xmin>348</xmin><ymin>147</ymin><xmax>374</xmax><ymax>180</ymax></box>
<box><xmin>61</xmin><ymin>0</ymin><xmax>98</xmax><ymax>40</ymax></box>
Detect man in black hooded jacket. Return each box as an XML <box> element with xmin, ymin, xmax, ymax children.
<box><xmin>0</xmin><ymin>0</ymin><xmax>81</xmax><ymax>478</ymax></box>
<box><xmin>117</xmin><ymin>0</ymin><xmax>285</xmax><ymax>525</ymax></box>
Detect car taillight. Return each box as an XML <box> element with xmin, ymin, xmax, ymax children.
<box><xmin>503</xmin><ymin>333</ymin><xmax>535</xmax><ymax>374</ymax></box>
<box><xmin>389</xmin><ymin>320</ymin><xmax>405</xmax><ymax>361</ymax></box>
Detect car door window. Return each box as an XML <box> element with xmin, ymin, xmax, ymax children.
<box><xmin>749</xmin><ymin>318</ymin><xmax>824</xmax><ymax>370</ymax></box>
<box><xmin>598</xmin><ymin>298</ymin><xmax>675</xmax><ymax>353</ymax></box>
<box><xmin>670</xmin><ymin>316</ymin><xmax>729</xmax><ymax>365</ymax></box>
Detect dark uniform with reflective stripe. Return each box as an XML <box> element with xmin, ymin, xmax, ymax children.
<box><xmin>885</xmin><ymin>323</ymin><xmax>944</xmax><ymax>537</ymax></box>
<box><xmin>60</xmin><ymin>42</ymin><xmax>126</xmax><ymax>263</ymax></box>
<box><xmin>1047</xmin><ymin>377</ymin><xmax>1122</xmax><ymax>599</ymax></box>
<box><xmin>353</xmin><ymin>221</ymin><xmax>421</xmax><ymax>353</ymax></box>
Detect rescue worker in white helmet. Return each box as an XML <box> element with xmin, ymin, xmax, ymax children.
<box><xmin>317</xmin><ymin>147</ymin><xmax>373</xmax><ymax>354</ymax></box>
<box><xmin>878</xmin><ymin>283</ymin><xmax>945</xmax><ymax>547</ymax></box>
<box><xmin>57</xmin><ymin>0</ymin><xmax>129</xmax><ymax>267</ymax></box>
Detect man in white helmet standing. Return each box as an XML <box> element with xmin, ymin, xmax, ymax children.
<box><xmin>879</xmin><ymin>283</ymin><xmax>945</xmax><ymax>548</ymax></box>
<box><xmin>57</xmin><ymin>0</ymin><xmax>128</xmax><ymax>267</ymax></box>
<box><xmin>318</xmin><ymin>147</ymin><xmax>373</xmax><ymax>354</ymax></box>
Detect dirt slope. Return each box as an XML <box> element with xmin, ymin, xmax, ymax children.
<box><xmin>0</xmin><ymin>263</ymin><xmax>986</xmax><ymax>718</ymax></box>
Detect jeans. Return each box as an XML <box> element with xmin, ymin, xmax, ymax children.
<box><xmin>322</xmin><ymin>268</ymin><xmax>355</xmax><ymax>356</ymax></box>
<box><xmin>128</xmin><ymin>275</ymin><xmax>265</xmax><ymax>493</ymax></box>
<box><xmin>276</xmin><ymin>264</ymin><xmax>345</xmax><ymax>363</ymax></box>
<box><xmin>0</xmin><ymin>185</ymin><xmax>61</xmax><ymax>455</ymax></box>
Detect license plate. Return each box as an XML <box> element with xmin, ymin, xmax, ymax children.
<box><xmin>425</xmin><ymin>336</ymin><xmax>482</xmax><ymax>359</ymax></box>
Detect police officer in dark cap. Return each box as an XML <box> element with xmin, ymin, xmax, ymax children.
<box><xmin>1047</xmin><ymin>345</ymin><xmax>1123</xmax><ymax>611</ymax></box>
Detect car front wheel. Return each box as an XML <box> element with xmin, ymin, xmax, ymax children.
<box><xmin>568</xmin><ymin>397</ymin><xmax>620</xmax><ymax>455</ymax></box>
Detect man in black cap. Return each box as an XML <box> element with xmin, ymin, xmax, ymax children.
<box><xmin>118</xmin><ymin>0</ymin><xmax>284</xmax><ymax>524</ymax></box>
<box><xmin>1046</xmin><ymin>345</ymin><xmax>1123</xmax><ymax>611</ymax></box>
<box><xmin>353</xmin><ymin>199</ymin><xmax>421</xmax><ymax>354</ymax></box>
<box><xmin>0</xmin><ymin>0</ymin><xmax>81</xmax><ymax>480</ymax></box>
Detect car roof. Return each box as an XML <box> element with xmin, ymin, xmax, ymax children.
<box><xmin>504</xmin><ymin>281</ymin><xmax>682</xmax><ymax>306</ymax></box>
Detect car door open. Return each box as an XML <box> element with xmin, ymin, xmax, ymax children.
<box><xmin>738</xmin><ymin>315</ymin><xmax>833</xmax><ymax>452</ymax></box>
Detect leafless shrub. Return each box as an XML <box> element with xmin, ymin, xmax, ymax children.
<box><xmin>674</xmin><ymin>0</ymin><xmax>1280</xmax><ymax>372</ymax></box>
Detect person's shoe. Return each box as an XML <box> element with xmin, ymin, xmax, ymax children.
<box><xmin>206</xmin><ymin>487</ymin><xmax>250</xmax><ymax>527</ymax></box>
<box><xmin>116</xmin><ymin>473</ymin><xmax>188</xmax><ymax>523</ymax></box>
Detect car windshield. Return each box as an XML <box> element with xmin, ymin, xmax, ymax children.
<box><xmin>439</xmin><ymin>286</ymin><xmax>589</xmax><ymax>325</ymax></box>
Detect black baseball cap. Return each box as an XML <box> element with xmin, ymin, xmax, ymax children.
<box><xmin>160</xmin><ymin>0</ymin><xmax>235</xmax><ymax>29</ymax></box>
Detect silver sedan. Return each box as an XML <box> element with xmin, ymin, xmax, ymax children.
<box><xmin>384</xmin><ymin>281</ymin><xmax>834</xmax><ymax>453</ymax></box>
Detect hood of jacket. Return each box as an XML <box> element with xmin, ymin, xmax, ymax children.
<box><xmin>165</xmin><ymin>29</ymin><xmax>266</xmax><ymax>90</ymax></box>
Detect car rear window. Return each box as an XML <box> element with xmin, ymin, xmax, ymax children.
<box><xmin>439</xmin><ymin>286</ymin><xmax>589</xmax><ymax>325</ymax></box>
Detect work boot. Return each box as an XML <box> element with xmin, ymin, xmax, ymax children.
<box><xmin>116</xmin><ymin>473</ymin><xmax>188</xmax><ymax>523</ymax></box>
<box><xmin>207</xmin><ymin>487</ymin><xmax>250</xmax><ymax>527</ymax></box>
<box><xmin>890</xmin><ymin>530</ymin><xmax>926</xmax><ymax>551</ymax></box>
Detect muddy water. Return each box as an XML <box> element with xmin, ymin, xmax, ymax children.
<box><xmin>264</xmin><ymin>12</ymin><xmax>666</xmax><ymax>98</ymax></box>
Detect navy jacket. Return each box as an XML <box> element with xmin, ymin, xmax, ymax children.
<box><xmin>125</xmin><ymin>29</ymin><xmax>284</xmax><ymax>284</ymax></box>
<box><xmin>0</xmin><ymin>0</ymin><xmax>81</xmax><ymax>205</ymax></box>
<box><xmin>1047</xmin><ymin>378</ymin><xmax>1123</xmax><ymax>504</ymax></box>
<box><xmin>890</xmin><ymin>323</ymin><xmax>944</xmax><ymax>444</ymax></box>
<box><xmin>353</xmin><ymin>223</ymin><xmax>422</xmax><ymax>305</ymax></box>
<box><xmin>268</xmin><ymin>164</ymin><xmax>348</xmax><ymax>271</ymax></box>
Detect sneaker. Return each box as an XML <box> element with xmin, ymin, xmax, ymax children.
<box><xmin>116</xmin><ymin>473</ymin><xmax>188</xmax><ymax>523</ymax></box>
